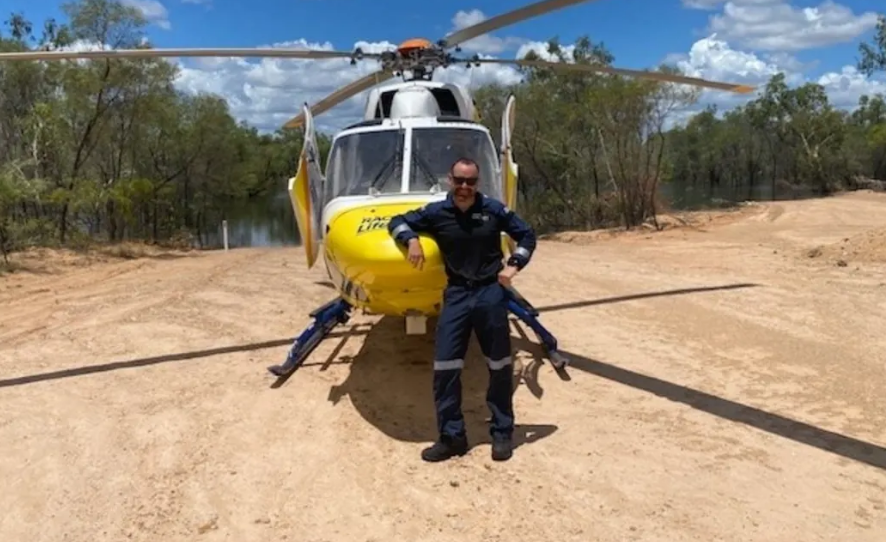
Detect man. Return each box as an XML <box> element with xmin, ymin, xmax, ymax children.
<box><xmin>387</xmin><ymin>156</ymin><xmax>537</xmax><ymax>462</ymax></box>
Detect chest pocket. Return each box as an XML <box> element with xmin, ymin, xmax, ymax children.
<box><xmin>437</xmin><ymin>209</ymin><xmax>499</xmax><ymax>246</ymax></box>
<box><xmin>462</xmin><ymin>211</ymin><xmax>497</xmax><ymax>236</ymax></box>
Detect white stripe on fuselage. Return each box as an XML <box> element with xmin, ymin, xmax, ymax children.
<box><xmin>320</xmin><ymin>192</ymin><xmax>447</xmax><ymax>233</ymax></box>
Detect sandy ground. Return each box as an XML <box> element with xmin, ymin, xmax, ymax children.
<box><xmin>2</xmin><ymin>190</ymin><xmax>886</xmax><ymax>542</ymax></box>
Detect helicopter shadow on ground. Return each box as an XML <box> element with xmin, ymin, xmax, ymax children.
<box><xmin>322</xmin><ymin>315</ymin><xmax>558</xmax><ymax>450</ymax></box>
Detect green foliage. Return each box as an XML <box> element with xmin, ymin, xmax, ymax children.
<box><xmin>1</xmin><ymin>0</ymin><xmax>884</xmax><ymax>260</ymax></box>
<box><xmin>859</xmin><ymin>15</ymin><xmax>886</xmax><ymax>76</ymax></box>
<box><xmin>657</xmin><ymin>72</ymin><xmax>876</xmax><ymax>209</ymax></box>
<box><xmin>471</xmin><ymin>42</ymin><xmax>885</xmax><ymax>230</ymax></box>
<box><xmin>473</xmin><ymin>37</ymin><xmax>706</xmax><ymax>232</ymax></box>
<box><xmin>0</xmin><ymin>0</ymin><xmax>310</xmax><ymax>256</ymax></box>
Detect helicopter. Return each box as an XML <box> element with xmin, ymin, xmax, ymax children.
<box><xmin>0</xmin><ymin>0</ymin><xmax>755</xmax><ymax>380</ymax></box>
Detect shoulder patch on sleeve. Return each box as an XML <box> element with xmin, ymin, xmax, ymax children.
<box><xmin>483</xmin><ymin>196</ymin><xmax>506</xmax><ymax>213</ymax></box>
<box><xmin>494</xmin><ymin>200</ymin><xmax>511</xmax><ymax>216</ymax></box>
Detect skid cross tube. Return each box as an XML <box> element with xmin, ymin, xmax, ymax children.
<box><xmin>267</xmin><ymin>298</ymin><xmax>352</xmax><ymax>378</ymax></box>
<box><xmin>504</xmin><ymin>288</ymin><xmax>569</xmax><ymax>369</ymax></box>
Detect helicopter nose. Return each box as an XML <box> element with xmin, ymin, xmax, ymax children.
<box><xmin>324</xmin><ymin>204</ymin><xmax>445</xmax><ymax>291</ymax></box>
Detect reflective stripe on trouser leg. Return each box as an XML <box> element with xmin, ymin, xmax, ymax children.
<box><xmin>433</xmin><ymin>286</ymin><xmax>472</xmax><ymax>439</ymax></box>
<box><xmin>472</xmin><ymin>283</ymin><xmax>515</xmax><ymax>438</ymax></box>
<box><xmin>486</xmin><ymin>356</ymin><xmax>512</xmax><ymax>370</ymax></box>
<box><xmin>434</xmin><ymin>359</ymin><xmax>464</xmax><ymax>371</ymax></box>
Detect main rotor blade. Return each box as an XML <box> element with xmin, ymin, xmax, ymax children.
<box><xmin>476</xmin><ymin>58</ymin><xmax>756</xmax><ymax>94</ymax></box>
<box><xmin>281</xmin><ymin>68</ymin><xmax>395</xmax><ymax>130</ymax></box>
<box><xmin>0</xmin><ymin>47</ymin><xmax>376</xmax><ymax>62</ymax></box>
<box><xmin>440</xmin><ymin>0</ymin><xmax>601</xmax><ymax>49</ymax></box>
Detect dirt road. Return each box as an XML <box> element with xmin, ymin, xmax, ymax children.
<box><xmin>2</xmin><ymin>191</ymin><xmax>886</xmax><ymax>541</ymax></box>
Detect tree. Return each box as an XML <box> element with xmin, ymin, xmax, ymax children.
<box><xmin>859</xmin><ymin>15</ymin><xmax>886</xmax><ymax>76</ymax></box>
<box><xmin>0</xmin><ymin>1</ymin><xmax>316</xmax><ymax>261</ymax></box>
<box><xmin>473</xmin><ymin>36</ymin><xmax>698</xmax><ymax>231</ymax></box>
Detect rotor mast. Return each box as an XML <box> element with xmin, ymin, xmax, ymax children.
<box><xmin>383</xmin><ymin>39</ymin><xmax>480</xmax><ymax>82</ymax></box>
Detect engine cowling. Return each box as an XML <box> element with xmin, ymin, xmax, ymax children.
<box><xmin>388</xmin><ymin>86</ymin><xmax>441</xmax><ymax>120</ymax></box>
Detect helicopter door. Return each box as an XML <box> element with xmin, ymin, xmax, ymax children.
<box><xmin>500</xmin><ymin>94</ymin><xmax>519</xmax><ymax>254</ymax></box>
<box><xmin>288</xmin><ymin>104</ymin><xmax>325</xmax><ymax>269</ymax></box>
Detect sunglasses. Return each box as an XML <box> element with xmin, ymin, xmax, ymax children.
<box><xmin>451</xmin><ymin>175</ymin><xmax>478</xmax><ymax>186</ymax></box>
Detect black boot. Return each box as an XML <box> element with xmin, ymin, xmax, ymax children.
<box><xmin>421</xmin><ymin>435</ymin><xmax>469</xmax><ymax>462</ymax></box>
<box><xmin>491</xmin><ymin>434</ymin><xmax>513</xmax><ymax>461</ymax></box>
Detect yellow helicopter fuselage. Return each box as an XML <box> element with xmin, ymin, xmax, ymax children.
<box><xmin>322</xmin><ymin>194</ymin><xmax>450</xmax><ymax>316</ymax></box>
<box><xmin>287</xmin><ymin>83</ymin><xmax>519</xmax><ymax>329</ymax></box>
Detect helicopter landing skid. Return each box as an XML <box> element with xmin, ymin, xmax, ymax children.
<box><xmin>267</xmin><ymin>297</ymin><xmax>352</xmax><ymax>378</ymax></box>
<box><xmin>505</xmin><ymin>287</ymin><xmax>569</xmax><ymax>370</ymax></box>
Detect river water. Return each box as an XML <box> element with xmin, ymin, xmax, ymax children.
<box><xmin>199</xmin><ymin>181</ymin><xmax>799</xmax><ymax>249</ymax></box>
<box><xmin>202</xmin><ymin>189</ymin><xmax>301</xmax><ymax>249</ymax></box>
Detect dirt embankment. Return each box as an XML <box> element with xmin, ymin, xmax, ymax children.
<box><xmin>805</xmin><ymin>228</ymin><xmax>886</xmax><ymax>265</ymax></box>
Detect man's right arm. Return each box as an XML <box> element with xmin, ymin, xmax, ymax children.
<box><xmin>388</xmin><ymin>204</ymin><xmax>435</xmax><ymax>246</ymax></box>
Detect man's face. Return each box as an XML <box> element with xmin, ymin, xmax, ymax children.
<box><xmin>448</xmin><ymin>162</ymin><xmax>479</xmax><ymax>205</ymax></box>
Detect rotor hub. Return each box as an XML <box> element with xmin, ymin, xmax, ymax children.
<box><xmin>374</xmin><ymin>37</ymin><xmax>460</xmax><ymax>81</ymax></box>
<box><xmin>396</xmin><ymin>38</ymin><xmax>432</xmax><ymax>55</ymax></box>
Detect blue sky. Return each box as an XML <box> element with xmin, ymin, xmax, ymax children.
<box><xmin>12</xmin><ymin>0</ymin><xmax>881</xmax><ymax>73</ymax></box>
<box><xmin>8</xmin><ymin>0</ymin><xmax>886</xmax><ymax>132</ymax></box>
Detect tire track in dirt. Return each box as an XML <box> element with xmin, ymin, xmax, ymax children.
<box><xmin>0</xmin><ymin>250</ymin><xmax>260</xmax><ymax>352</ymax></box>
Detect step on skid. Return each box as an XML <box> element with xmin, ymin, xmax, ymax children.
<box><xmin>268</xmin><ymin>288</ymin><xmax>568</xmax><ymax>379</ymax></box>
<box><xmin>266</xmin><ymin>297</ymin><xmax>353</xmax><ymax>378</ymax></box>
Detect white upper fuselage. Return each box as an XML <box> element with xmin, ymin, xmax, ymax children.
<box><xmin>360</xmin><ymin>79</ymin><xmax>477</xmax><ymax>122</ymax></box>
<box><xmin>316</xmin><ymin>80</ymin><xmax>503</xmax><ymax>235</ymax></box>
<box><xmin>287</xmin><ymin>77</ymin><xmax>517</xmax><ymax>317</ymax></box>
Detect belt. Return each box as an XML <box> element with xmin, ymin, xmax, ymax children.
<box><xmin>447</xmin><ymin>275</ymin><xmax>498</xmax><ymax>289</ymax></box>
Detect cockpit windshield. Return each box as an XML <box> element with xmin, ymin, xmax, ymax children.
<box><xmin>409</xmin><ymin>127</ymin><xmax>501</xmax><ymax>199</ymax></box>
<box><xmin>323</xmin><ymin>125</ymin><xmax>501</xmax><ymax>201</ymax></box>
<box><xmin>325</xmin><ymin>129</ymin><xmax>405</xmax><ymax>200</ymax></box>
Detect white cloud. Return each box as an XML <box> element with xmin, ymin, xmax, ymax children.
<box><xmin>685</xmin><ymin>0</ymin><xmax>879</xmax><ymax>51</ymax></box>
<box><xmin>816</xmin><ymin>65</ymin><xmax>886</xmax><ymax>109</ymax></box>
<box><xmin>447</xmin><ymin>9</ymin><xmax>526</xmax><ymax>55</ymax></box>
<box><xmin>121</xmin><ymin>0</ymin><xmax>171</xmax><ymax>30</ymax></box>
<box><xmin>664</xmin><ymin>34</ymin><xmax>886</xmax><ymax>128</ymax></box>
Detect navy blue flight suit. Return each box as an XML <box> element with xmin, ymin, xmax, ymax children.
<box><xmin>388</xmin><ymin>191</ymin><xmax>537</xmax><ymax>446</ymax></box>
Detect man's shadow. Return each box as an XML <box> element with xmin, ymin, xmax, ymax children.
<box><xmin>325</xmin><ymin>315</ymin><xmax>558</xmax><ymax>450</ymax></box>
